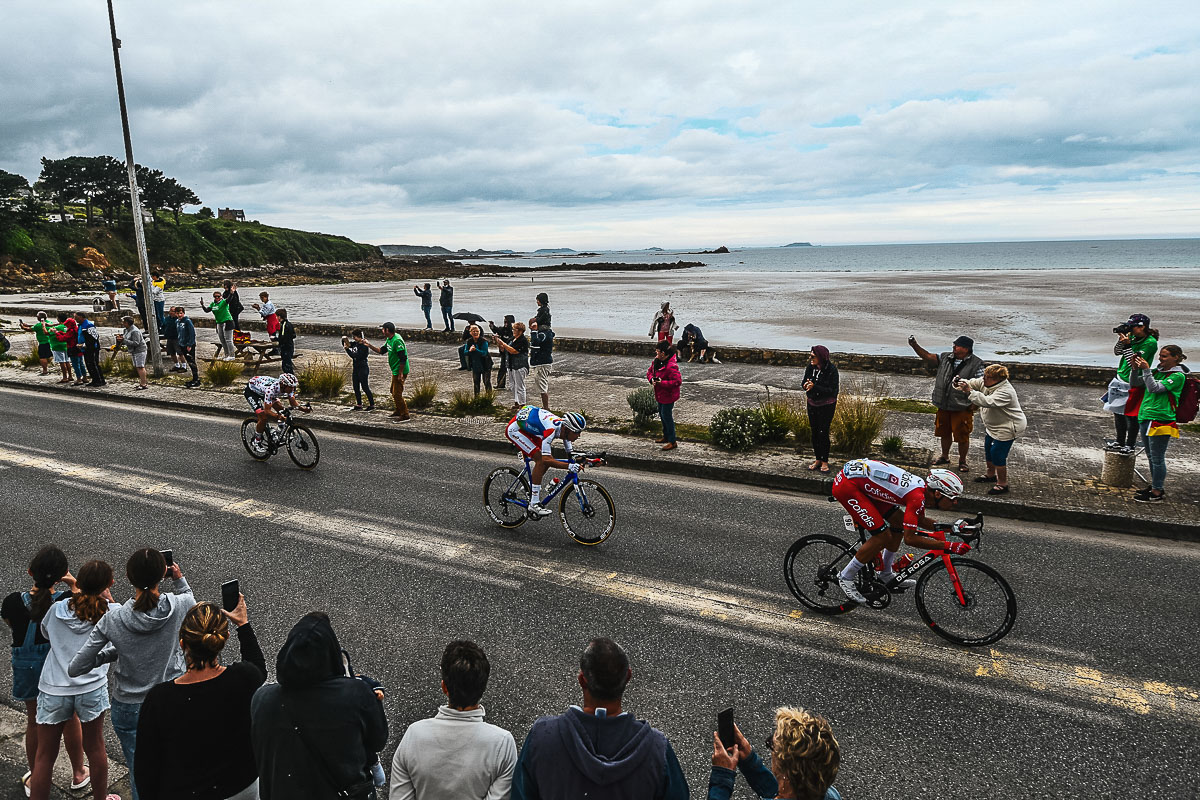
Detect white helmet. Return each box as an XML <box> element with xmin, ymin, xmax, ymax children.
<box><xmin>926</xmin><ymin>468</ymin><xmax>963</xmax><ymax>499</ymax></box>
<box><xmin>560</xmin><ymin>411</ymin><xmax>587</xmax><ymax>433</ymax></box>
<box><xmin>278</xmin><ymin>372</ymin><xmax>299</xmax><ymax>390</ymax></box>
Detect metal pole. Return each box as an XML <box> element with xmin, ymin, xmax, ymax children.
<box><xmin>106</xmin><ymin>0</ymin><xmax>162</xmax><ymax>377</ymax></box>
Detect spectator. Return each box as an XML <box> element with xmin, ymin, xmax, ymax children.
<box><xmin>955</xmin><ymin>364</ymin><xmax>1027</xmax><ymax>495</ymax></box>
<box><xmin>69</xmin><ymin>548</ymin><xmax>197</xmax><ymax>800</ymax></box>
<box><xmin>363</xmin><ymin>322</ymin><xmax>410</xmax><ymax>421</ymax></box>
<box><xmin>492</xmin><ymin>322</ymin><xmax>529</xmax><ymax>410</ymax></box>
<box><xmin>528</xmin><ymin>319</ymin><xmax>555</xmax><ymax>410</ymax></box>
<box><xmin>458</xmin><ymin>328</ymin><xmax>473</xmax><ymax>371</ymax></box>
<box><xmin>344</xmin><ymin>329</ymin><xmax>375</xmax><ymax>411</ymax></box>
<box><xmin>277</xmin><ymin>308</ymin><xmax>296</xmax><ymax>375</ymax></box>
<box><xmin>29</xmin><ymin>560</ymin><xmax>120</xmax><ymax>800</ymax></box>
<box><xmin>251</xmin><ymin>612</ymin><xmax>388</xmax><ymax>800</ymax></box>
<box><xmin>77</xmin><ymin>312</ymin><xmax>106</xmax><ymax>389</ymax></box>
<box><xmin>440</xmin><ymin>280</ymin><xmax>455</xmax><ymax>332</ymax></box>
<box><xmin>174</xmin><ymin>307</ymin><xmax>200</xmax><ymax>388</ymax></box>
<box><xmin>908</xmin><ymin>334</ymin><xmax>985</xmax><ymax>472</ymax></box>
<box><xmin>150</xmin><ymin>273</ymin><xmax>166</xmax><ymax>331</ymax></box>
<box><xmin>116</xmin><ymin>316</ymin><xmax>149</xmax><ymax>390</ymax></box>
<box><xmin>201</xmin><ymin>291</ymin><xmax>236</xmax><ymax>360</ymax></box>
<box><xmin>102</xmin><ymin>278</ymin><xmax>121</xmax><ymax>311</ymax></box>
<box><xmin>223</xmin><ymin>280</ymin><xmax>244</xmax><ymax>330</ymax></box>
<box><xmin>136</xmin><ymin>596</ymin><xmax>266</xmax><ymax>800</ymax></box>
<box><xmin>535</xmin><ymin>292</ymin><xmax>551</xmax><ymax>329</ymax></box>
<box><xmin>130</xmin><ymin>278</ymin><xmax>147</xmax><ymax>328</ymax></box>
<box><xmin>803</xmin><ymin>346</ymin><xmax>839</xmax><ymax>474</ymax></box>
<box><xmin>708</xmin><ymin>707</ymin><xmax>841</xmax><ymax>800</ymax></box>
<box><xmin>647</xmin><ymin>342</ymin><xmax>682</xmax><ymax>451</ymax></box>
<box><xmin>649</xmin><ymin>302</ymin><xmax>677</xmax><ymax>344</ymax></box>
<box><xmin>389</xmin><ymin>640</ymin><xmax>517</xmax><ymax>800</ymax></box>
<box><xmin>679</xmin><ymin>323</ymin><xmax>720</xmax><ymax>364</ymax></box>
<box><xmin>489</xmin><ymin>315</ymin><xmax>515</xmax><ymax>390</ymax></box>
<box><xmin>3</xmin><ymin>547</ymin><xmax>88</xmax><ymax>798</ymax></box>
<box><xmin>18</xmin><ymin>311</ymin><xmax>52</xmax><ymax>375</ymax></box>
<box><xmin>160</xmin><ymin>300</ymin><xmax>182</xmax><ymax>372</ymax></box>
<box><xmin>64</xmin><ymin>313</ymin><xmax>87</xmax><ymax>385</ymax></box>
<box><xmin>512</xmin><ymin>637</ymin><xmax>688</xmax><ymax>800</ymax></box>
<box><xmin>414</xmin><ymin>283</ymin><xmax>434</xmax><ymax>330</ymax></box>
<box><xmin>50</xmin><ymin>312</ymin><xmax>72</xmax><ymax>383</ymax></box>
<box><xmin>1106</xmin><ymin>314</ymin><xmax>1158</xmax><ymax>454</ymax></box>
<box><xmin>465</xmin><ymin>325</ymin><xmax>493</xmax><ymax>396</ymax></box>
<box><xmin>1133</xmin><ymin>345</ymin><xmax>1190</xmax><ymax>503</ymax></box>
<box><xmin>253</xmin><ymin>292</ymin><xmax>280</xmax><ymax>339</ymax></box>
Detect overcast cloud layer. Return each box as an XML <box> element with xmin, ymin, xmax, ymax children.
<box><xmin>3</xmin><ymin>1</ymin><xmax>1199</xmax><ymax>248</ymax></box>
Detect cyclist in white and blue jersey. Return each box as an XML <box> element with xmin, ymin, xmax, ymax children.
<box><xmin>505</xmin><ymin>405</ymin><xmax>587</xmax><ymax>516</ymax></box>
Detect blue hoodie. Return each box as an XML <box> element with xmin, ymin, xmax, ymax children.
<box><xmin>512</xmin><ymin>707</ymin><xmax>688</xmax><ymax>800</ymax></box>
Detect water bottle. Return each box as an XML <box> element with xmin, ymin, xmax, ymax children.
<box><xmin>893</xmin><ymin>553</ymin><xmax>914</xmax><ymax>571</ymax></box>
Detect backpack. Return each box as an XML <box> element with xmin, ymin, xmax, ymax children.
<box><xmin>1169</xmin><ymin>370</ymin><xmax>1199</xmax><ymax>424</ymax></box>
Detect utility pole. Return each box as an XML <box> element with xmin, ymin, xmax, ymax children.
<box><xmin>106</xmin><ymin>0</ymin><xmax>162</xmax><ymax>377</ymax></box>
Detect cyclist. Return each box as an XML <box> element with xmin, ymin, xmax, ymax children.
<box><xmin>831</xmin><ymin>458</ymin><xmax>969</xmax><ymax>604</ymax></box>
<box><xmin>504</xmin><ymin>405</ymin><xmax>586</xmax><ymax>516</ymax></box>
<box><xmin>245</xmin><ymin>373</ymin><xmax>310</xmax><ymax>446</ymax></box>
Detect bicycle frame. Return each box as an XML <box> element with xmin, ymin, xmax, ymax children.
<box><xmin>503</xmin><ymin>455</ymin><xmax>587</xmax><ymax>513</ymax></box>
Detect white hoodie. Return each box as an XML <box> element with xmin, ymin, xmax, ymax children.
<box><xmin>39</xmin><ymin>597</ymin><xmax>119</xmax><ymax>696</ymax></box>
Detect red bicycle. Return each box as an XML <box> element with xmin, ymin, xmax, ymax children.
<box><xmin>783</xmin><ymin>509</ymin><xmax>1017</xmax><ymax>646</ymax></box>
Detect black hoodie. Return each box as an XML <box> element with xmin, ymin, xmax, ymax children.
<box><xmin>250</xmin><ymin>614</ymin><xmax>388</xmax><ymax>799</ymax></box>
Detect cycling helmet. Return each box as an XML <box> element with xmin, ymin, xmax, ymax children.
<box><xmin>278</xmin><ymin>372</ymin><xmax>299</xmax><ymax>390</ymax></box>
<box><xmin>560</xmin><ymin>411</ymin><xmax>587</xmax><ymax>433</ymax></box>
<box><xmin>926</xmin><ymin>468</ymin><xmax>963</xmax><ymax>499</ymax></box>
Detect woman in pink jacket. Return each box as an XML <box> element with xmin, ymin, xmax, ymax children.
<box><xmin>647</xmin><ymin>341</ymin><xmax>682</xmax><ymax>451</ymax></box>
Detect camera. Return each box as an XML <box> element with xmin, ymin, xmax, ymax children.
<box><xmin>1113</xmin><ymin>323</ymin><xmax>1133</xmax><ymax>335</ymax></box>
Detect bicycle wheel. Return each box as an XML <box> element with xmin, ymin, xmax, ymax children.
<box><xmin>783</xmin><ymin>534</ymin><xmax>858</xmax><ymax>614</ymax></box>
<box><xmin>285</xmin><ymin>424</ymin><xmax>320</xmax><ymax>470</ymax></box>
<box><xmin>915</xmin><ymin>557</ymin><xmax>1017</xmax><ymax>646</ymax></box>
<box><xmin>483</xmin><ymin>467</ymin><xmax>531</xmax><ymax>528</ymax></box>
<box><xmin>241</xmin><ymin>419</ymin><xmax>270</xmax><ymax>461</ymax></box>
<box><xmin>558</xmin><ymin>479</ymin><xmax>616</xmax><ymax>545</ymax></box>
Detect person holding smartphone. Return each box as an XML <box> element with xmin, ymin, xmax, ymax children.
<box><xmin>342</xmin><ymin>330</ymin><xmax>374</xmax><ymax>411</ymax></box>
<box><xmin>491</xmin><ymin>322</ymin><xmax>530</xmax><ymax>410</ymax></box>
<box><xmin>18</xmin><ymin>312</ymin><xmax>53</xmax><ymax>375</ymax></box>
<box><xmin>709</xmin><ymin>708</ymin><xmax>842</xmax><ymax>800</ymax></box>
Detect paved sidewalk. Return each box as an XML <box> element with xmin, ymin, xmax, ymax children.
<box><xmin>0</xmin><ymin>702</ymin><xmax>130</xmax><ymax>800</ymax></box>
<box><xmin>2</xmin><ymin>327</ymin><xmax>1196</xmax><ymax>538</ymax></box>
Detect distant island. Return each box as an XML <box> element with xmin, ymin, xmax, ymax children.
<box><xmin>533</xmin><ymin>248</ymin><xmax>577</xmax><ymax>254</ymax></box>
<box><xmin>379</xmin><ymin>244</ymin><xmax>517</xmax><ymax>257</ymax></box>
<box><xmin>783</xmin><ymin>242</ymin><xmax>813</xmax><ymax>247</ymax></box>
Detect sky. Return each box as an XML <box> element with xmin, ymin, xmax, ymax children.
<box><xmin>2</xmin><ymin>1</ymin><xmax>1199</xmax><ymax>250</ymax></box>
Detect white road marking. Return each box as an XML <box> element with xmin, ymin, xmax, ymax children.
<box><xmin>53</xmin><ymin>479</ymin><xmax>203</xmax><ymax>516</ymax></box>
<box><xmin>0</xmin><ymin>439</ymin><xmax>56</xmax><ymax>455</ymax></box>
<box><xmin>334</xmin><ymin>508</ymin><xmax>555</xmax><ymax>556</ymax></box>
<box><xmin>107</xmin><ymin>464</ymin><xmax>230</xmax><ymax>493</ymax></box>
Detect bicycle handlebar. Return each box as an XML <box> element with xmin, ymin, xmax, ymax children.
<box><xmin>573</xmin><ymin>451</ymin><xmax>607</xmax><ymax>467</ymax></box>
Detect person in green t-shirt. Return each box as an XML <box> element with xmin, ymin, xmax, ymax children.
<box><xmin>46</xmin><ymin>313</ymin><xmax>73</xmax><ymax>383</ymax></box>
<box><xmin>1132</xmin><ymin>344</ymin><xmax>1189</xmax><ymax>503</ymax></box>
<box><xmin>1108</xmin><ymin>313</ymin><xmax>1158</xmax><ymax>452</ymax></box>
<box><xmin>18</xmin><ymin>311</ymin><xmax>52</xmax><ymax>374</ymax></box>
<box><xmin>200</xmin><ymin>291</ymin><xmax>236</xmax><ymax>359</ymax></box>
<box><xmin>362</xmin><ymin>322</ymin><xmax>410</xmax><ymax>420</ymax></box>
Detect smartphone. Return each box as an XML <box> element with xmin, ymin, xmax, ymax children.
<box><xmin>160</xmin><ymin>549</ymin><xmax>174</xmax><ymax>568</ymax></box>
<box><xmin>221</xmin><ymin>580</ymin><xmax>240</xmax><ymax>612</ymax></box>
<box><xmin>718</xmin><ymin>707</ymin><xmax>735</xmax><ymax>749</ymax></box>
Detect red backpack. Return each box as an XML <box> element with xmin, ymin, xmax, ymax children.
<box><xmin>1170</xmin><ymin>370</ymin><xmax>1199</xmax><ymax>424</ymax></box>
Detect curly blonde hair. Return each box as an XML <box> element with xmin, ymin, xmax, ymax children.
<box><xmin>983</xmin><ymin>364</ymin><xmax>1009</xmax><ymax>381</ymax></box>
<box><xmin>179</xmin><ymin>602</ymin><xmax>230</xmax><ymax>670</ymax></box>
<box><xmin>770</xmin><ymin>707</ymin><xmax>840</xmax><ymax>800</ymax></box>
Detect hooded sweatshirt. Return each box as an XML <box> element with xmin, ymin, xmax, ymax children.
<box><xmin>647</xmin><ymin>354</ymin><xmax>682</xmax><ymax>404</ymax></box>
<box><xmin>39</xmin><ymin>596</ymin><xmax>120</xmax><ymax>696</ymax></box>
<box><xmin>251</xmin><ymin>613</ymin><xmax>388</xmax><ymax>800</ymax></box>
<box><xmin>512</xmin><ymin>707</ymin><xmax>689</xmax><ymax>800</ymax></box>
<box><xmin>68</xmin><ymin>577</ymin><xmax>196</xmax><ymax>704</ymax></box>
<box><xmin>803</xmin><ymin>346</ymin><xmax>839</xmax><ymax>407</ymax></box>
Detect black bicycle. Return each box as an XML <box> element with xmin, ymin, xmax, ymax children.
<box><xmin>783</xmin><ymin>508</ymin><xmax>1017</xmax><ymax>646</ymax></box>
<box><xmin>241</xmin><ymin>406</ymin><xmax>320</xmax><ymax>470</ymax></box>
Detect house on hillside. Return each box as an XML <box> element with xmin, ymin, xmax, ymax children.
<box><xmin>218</xmin><ymin>208</ymin><xmax>246</xmax><ymax>222</ymax></box>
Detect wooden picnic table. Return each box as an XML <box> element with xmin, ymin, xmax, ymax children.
<box><xmin>204</xmin><ymin>339</ymin><xmax>281</xmax><ymax>374</ymax></box>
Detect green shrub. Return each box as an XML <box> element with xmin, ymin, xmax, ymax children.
<box><xmin>408</xmin><ymin>375</ymin><xmax>438</xmax><ymax>409</ymax></box>
<box><xmin>627</xmin><ymin>387</ymin><xmax>658</xmax><ymax>421</ymax></box>
<box><xmin>298</xmin><ymin>358</ymin><xmax>345</xmax><ymax>399</ymax></box>
<box><xmin>758</xmin><ymin>394</ymin><xmax>803</xmax><ymax>444</ymax></box>
<box><xmin>710</xmin><ymin>407</ymin><xmax>768</xmax><ymax>452</ymax></box>
<box><xmin>881</xmin><ymin>435</ymin><xmax>905</xmax><ymax>455</ymax></box>
<box><xmin>18</xmin><ymin>343</ymin><xmax>41</xmax><ymax>368</ymax></box>
<box><xmin>449</xmin><ymin>389</ymin><xmax>497</xmax><ymax>417</ymax></box>
<box><xmin>831</xmin><ymin>394</ymin><xmax>887</xmax><ymax>456</ymax></box>
<box><xmin>205</xmin><ymin>358</ymin><xmax>243</xmax><ymax>387</ymax></box>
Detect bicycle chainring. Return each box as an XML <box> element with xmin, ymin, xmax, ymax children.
<box><xmin>860</xmin><ymin>576</ymin><xmax>892</xmax><ymax>609</ymax></box>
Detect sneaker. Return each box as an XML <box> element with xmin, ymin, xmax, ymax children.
<box><xmin>1119</xmin><ymin>445</ymin><xmax>1136</xmax><ymax>455</ymax></box>
<box><xmin>838</xmin><ymin>577</ymin><xmax>867</xmax><ymax>604</ymax></box>
<box><xmin>528</xmin><ymin>503</ymin><xmax>554</xmax><ymax>518</ymax></box>
<box><xmin>1103</xmin><ymin>440</ymin><xmax>1122</xmax><ymax>451</ymax></box>
<box><xmin>1134</xmin><ymin>491</ymin><xmax>1164</xmax><ymax>503</ymax></box>
<box><xmin>878</xmin><ymin>571</ymin><xmax>917</xmax><ymax>590</ymax></box>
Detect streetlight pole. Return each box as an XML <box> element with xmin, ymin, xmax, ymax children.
<box><xmin>106</xmin><ymin>0</ymin><xmax>162</xmax><ymax>377</ymax></box>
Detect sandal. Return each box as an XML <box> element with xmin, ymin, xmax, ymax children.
<box><xmin>806</xmin><ymin>461</ymin><xmax>820</xmax><ymax>471</ymax></box>
<box><xmin>973</xmin><ymin>475</ymin><xmax>996</xmax><ymax>483</ymax></box>
<box><xmin>818</xmin><ymin>465</ymin><xmax>831</xmax><ymax>474</ymax></box>
<box><xmin>957</xmin><ymin>463</ymin><xmax>969</xmax><ymax>473</ymax></box>
<box><xmin>987</xmin><ymin>485</ymin><xmax>1010</xmax><ymax>495</ymax></box>
<box><xmin>22</xmin><ymin>771</ymin><xmax>30</xmax><ymax>798</ymax></box>
<box><xmin>932</xmin><ymin>457</ymin><xmax>950</xmax><ymax>466</ymax></box>
<box><xmin>71</xmin><ymin>768</ymin><xmax>91</xmax><ymax>791</ymax></box>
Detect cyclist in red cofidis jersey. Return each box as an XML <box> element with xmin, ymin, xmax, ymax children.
<box><xmin>832</xmin><ymin>458</ymin><xmax>969</xmax><ymax>604</ymax></box>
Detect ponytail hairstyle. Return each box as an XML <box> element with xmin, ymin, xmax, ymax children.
<box><xmin>69</xmin><ymin>561</ymin><xmax>114</xmax><ymax>625</ymax></box>
<box><xmin>1145</xmin><ymin>327</ymin><xmax>1160</xmax><ymax>341</ymax></box>
<box><xmin>28</xmin><ymin>546</ymin><xmax>69</xmax><ymax>622</ymax></box>
<box><xmin>179</xmin><ymin>602</ymin><xmax>230</xmax><ymax>670</ymax></box>
<box><xmin>1162</xmin><ymin>344</ymin><xmax>1187</xmax><ymax>363</ymax></box>
<box><xmin>126</xmin><ymin>548</ymin><xmax>166</xmax><ymax>613</ymax></box>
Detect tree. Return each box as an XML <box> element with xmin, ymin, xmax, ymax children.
<box><xmin>135</xmin><ymin>164</ymin><xmax>168</xmax><ymax>225</ymax></box>
<box><xmin>196</xmin><ymin>206</ymin><xmax>214</xmax><ymax>219</ymax></box>
<box><xmin>89</xmin><ymin>156</ymin><xmax>128</xmax><ymax>225</ymax></box>
<box><xmin>0</xmin><ymin>169</ymin><xmax>29</xmax><ymax>199</ymax></box>
<box><xmin>36</xmin><ymin>157</ymin><xmax>75</xmax><ymax>217</ymax></box>
<box><xmin>161</xmin><ymin>177</ymin><xmax>201</xmax><ymax>224</ymax></box>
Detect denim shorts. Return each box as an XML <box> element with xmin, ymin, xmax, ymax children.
<box><xmin>37</xmin><ymin>685</ymin><xmax>110</xmax><ymax>724</ymax></box>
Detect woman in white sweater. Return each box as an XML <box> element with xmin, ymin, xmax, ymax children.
<box><xmin>954</xmin><ymin>364</ymin><xmax>1027</xmax><ymax>495</ymax></box>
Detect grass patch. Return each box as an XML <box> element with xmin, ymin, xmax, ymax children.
<box><xmin>1181</xmin><ymin>423</ymin><xmax>1200</xmax><ymax>436</ymax></box>
<box><xmin>205</xmin><ymin>358</ymin><xmax>243</xmax><ymax>387</ymax></box>
<box><xmin>18</xmin><ymin>344</ymin><xmax>42</xmax><ymax>368</ymax></box>
<box><xmin>298</xmin><ymin>358</ymin><xmax>346</xmax><ymax>399</ymax></box>
<box><xmin>877</xmin><ymin>397</ymin><xmax>937</xmax><ymax>414</ymax></box>
<box><xmin>407</xmin><ymin>375</ymin><xmax>439</xmax><ymax>409</ymax></box>
<box><xmin>448</xmin><ymin>389</ymin><xmax>497</xmax><ymax>417</ymax></box>
<box><xmin>881</xmin><ymin>434</ymin><xmax>905</xmax><ymax>456</ymax></box>
<box><xmin>831</xmin><ymin>393</ymin><xmax>888</xmax><ymax>456</ymax></box>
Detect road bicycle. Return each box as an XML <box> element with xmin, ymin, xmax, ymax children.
<box><xmin>483</xmin><ymin>451</ymin><xmax>616</xmax><ymax>545</ymax></box>
<box><xmin>783</xmin><ymin>505</ymin><xmax>1016</xmax><ymax>646</ymax></box>
<box><xmin>241</xmin><ymin>406</ymin><xmax>320</xmax><ymax>470</ymax></box>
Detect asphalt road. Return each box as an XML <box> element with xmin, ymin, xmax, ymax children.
<box><xmin>1</xmin><ymin>386</ymin><xmax>1198</xmax><ymax>799</ymax></box>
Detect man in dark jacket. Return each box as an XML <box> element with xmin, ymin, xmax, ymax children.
<box><xmin>251</xmin><ymin>612</ymin><xmax>388</xmax><ymax>800</ymax></box>
<box><xmin>413</xmin><ymin>283</ymin><xmax>433</xmax><ymax>330</ymax></box>
<box><xmin>908</xmin><ymin>334</ymin><xmax>985</xmax><ymax>471</ymax></box>
<box><xmin>439</xmin><ymin>280</ymin><xmax>455</xmax><ymax>332</ymax></box>
<box><xmin>512</xmin><ymin>637</ymin><xmax>688</xmax><ymax>800</ymax></box>
<box><xmin>528</xmin><ymin>320</ymin><xmax>555</xmax><ymax>410</ymax></box>
<box><xmin>173</xmin><ymin>307</ymin><xmax>199</xmax><ymax>387</ymax></box>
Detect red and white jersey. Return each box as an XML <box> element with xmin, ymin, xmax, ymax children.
<box><xmin>839</xmin><ymin>459</ymin><xmax>927</xmax><ymax>531</ymax></box>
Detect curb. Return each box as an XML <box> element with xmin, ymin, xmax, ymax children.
<box><xmin>3</xmin><ymin>376</ymin><xmax>1197</xmax><ymax>543</ymax></box>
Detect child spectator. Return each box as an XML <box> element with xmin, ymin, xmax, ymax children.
<box><xmin>649</xmin><ymin>302</ymin><xmax>677</xmax><ymax>344</ymax></box>
<box><xmin>254</xmin><ymin>292</ymin><xmax>280</xmax><ymax>339</ymax></box>
<box><xmin>344</xmin><ymin>330</ymin><xmax>375</xmax><ymax>411</ymax></box>
<box><xmin>174</xmin><ymin>307</ymin><xmax>200</xmax><ymax>388</ymax></box>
